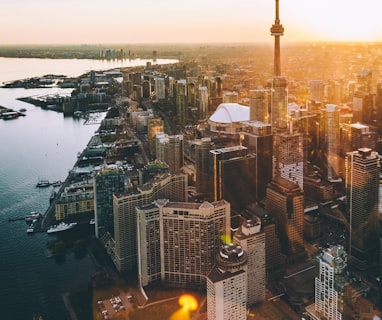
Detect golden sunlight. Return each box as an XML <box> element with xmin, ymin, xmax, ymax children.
<box><xmin>169</xmin><ymin>294</ymin><xmax>198</xmax><ymax>320</ymax></box>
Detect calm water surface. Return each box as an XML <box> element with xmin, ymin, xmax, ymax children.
<box><xmin>0</xmin><ymin>57</ymin><xmax>176</xmax><ymax>320</ymax></box>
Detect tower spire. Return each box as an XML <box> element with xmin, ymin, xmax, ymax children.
<box><xmin>270</xmin><ymin>0</ymin><xmax>284</xmax><ymax>76</ymax></box>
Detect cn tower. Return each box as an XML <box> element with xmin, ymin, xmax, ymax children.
<box><xmin>270</xmin><ymin>0</ymin><xmax>284</xmax><ymax>76</ymax></box>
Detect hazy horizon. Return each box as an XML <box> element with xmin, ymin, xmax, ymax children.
<box><xmin>2</xmin><ymin>0</ymin><xmax>381</xmax><ymax>45</ymax></box>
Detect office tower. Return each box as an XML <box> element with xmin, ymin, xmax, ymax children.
<box><xmin>210</xmin><ymin>145</ymin><xmax>256</xmax><ymax>211</ymax></box>
<box><xmin>94</xmin><ymin>167</ymin><xmax>125</xmax><ymax>239</ymax></box>
<box><xmin>207</xmin><ymin>244</ymin><xmax>248</xmax><ymax>320</ymax></box>
<box><xmin>341</xmin><ymin>123</ymin><xmax>378</xmax><ymax>157</ymax></box>
<box><xmin>154</xmin><ymin>77</ymin><xmax>166</xmax><ymax>100</ymax></box>
<box><xmin>309</xmin><ymin>80</ymin><xmax>324</xmax><ymax>102</ymax></box>
<box><xmin>345</xmin><ymin>148</ymin><xmax>379</xmax><ymax>266</ymax></box>
<box><xmin>113</xmin><ymin>173</ymin><xmax>187</xmax><ymax>272</ymax></box>
<box><xmin>249</xmin><ymin>88</ymin><xmax>270</xmax><ymax>122</ymax></box>
<box><xmin>321</xmin><ymin>104</ymin><xmax>341</xmax><ymax>181</ymax></box>
<box><xmin>131</xmin><ymin>72</ymin><xmax>142</xmax><ymax>85</ymax></box>
<box><xmin>234</xmin><ymin>217</ymin><xmax>266</xmax><ymax>305</ymax></box>
<box><xmin>357</xmin><ymin>68</ymin><xmax>372</xmax><ymax>93</ymax></box>
<box><xmin>306</xmin><ymin>245</ymin><xmax>349</xmax><ymax>320</ymax></box>
<box><xmin>156</xmin><ymin>133</ymin><xmax>184</xmax><ymax>174</ymax></box>
<box><xmin>273</xmin><ymin>130</ymin><xmax>304</xmax><ymax>190</ymax></box>
<box><xmin>198</xmin><ymin>86</ymin><xmax>209</xmax><ymax>120</ymax></box>
<box><xmin>326</xmin><ymin>80</ymin><xmax>344</xmax><ymax>104</ymax></box>
<box><xmin>271</xmin><ymin>76</ymin><xmax>288</xmax><ymax>130</ymax></box>
<box><xmin>142</xmin><ymin>80</ymin><xmax>151</xmax><ymax>99</ymax></box>
<box><xmin>137</xmin><ymin>199</ymin><xmax>230</xmax><ymax>287</ymax></box>
<box><xmin>195</xmin><ymin>137</ymin><xmax>213</xmax><ymax>196</ymax></box>
<box><xmin>352</xmin><ymin>91</ymin><xmax>374</xmax><ymax>124</ymax></box>
<box><xmin>270</xmin><ymin>0</ymin><xmax>284</xmax><ymax>77</ymax></box>
<box><xmin>265</xmin><ymin>176</ymin><xmax>304</xmax><ymax>255</ymax></box>
<box><xmin>176</xmin><ymin>79</ymin><xmax>187</xmax><ymax>125</ymax></box>
<box><xmin>147</xmin><ymin>118</ymin><xmax>164</xmax><ymax>156</ymax></box>
<box><xmin>241</xmin><ymin>121</ymin><xmax>273</xmax><ymax>201</ymax></box>
<box><xmin>187</xmin><ymin>82</ymin><xmax>197</xmax><ymax>108</ymax></box>
<box><xmin>136</xmin><ymin>201</ymin><xmax>163</xmax><ymax>286</ymax></box>
<box><xmin>223</xmin><ymin>92</ymin><xmax>239</xmax><ymax>103</ymax></box>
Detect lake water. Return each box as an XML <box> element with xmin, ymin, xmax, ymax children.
<box><xmin>0</xmin><ymin>57</ymin><xmax>176</xmax><ymax>320</ymax></box>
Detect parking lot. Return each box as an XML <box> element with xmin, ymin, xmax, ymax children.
<box><xmin>97</xmin><ymin>293</ymin><xmax>133</xmax><ymax>319</ymax></box>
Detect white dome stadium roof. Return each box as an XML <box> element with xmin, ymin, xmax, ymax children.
<box><xmin>209</xmin><ymin>103</ymin><xmax>249</xmax><ymax>124</ymax></box>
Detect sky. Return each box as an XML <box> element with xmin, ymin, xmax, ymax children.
<box><xmin>1</xmin><ymin>0</ymin><xmax>382</xmax><ymax>45</ymax></box>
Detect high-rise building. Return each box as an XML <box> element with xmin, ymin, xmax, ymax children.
<box><xmin>94</xmin><ymin>167</ymin><xmax>125</xmax><ymax>239</ymax></box>
<box><xmin>195</xmin><ymin>137</ymin><xmax>213</xmax><ymax>196</ymax></box>
<box><xmin>241</xmin><ymin>121</ymin><xmax>273</xmax><ymax>201</ymax></box>
<box><xmin>113</xmin><ymin>173</ymin><xmax>188</xmax><ymax>272</ymax></box>
<box><xmin>176</xmin><ymin>79</ymin><xmax>187</xmax><ymax>125</ymax></box>
<box><xmin>266</xmin><ymin>176</ymin><xmax>304</xmax><ymax>255</ymax></box>
<box><xmin>273</xmin><ymin>131</ymin><xmax>304</xmax><ymax>190</ymax></box>
<box><xmin>321</xmin><ymin>104</ymin><xmax>341</xmax><ymax>182</ymax></box>
<box><xmin>234</xmin><ymin>217</ymin><xmax>266</xmax><ymax>306</ymax></box>
<box><xmin>207</xmin><ymin>244</ymin><xmax>248</xmax><ymax>320</ymax></box>
<box><xmin>306</xmin><ymin>245</ymin><xmax>349</xmax><ymax>320</ymax></box>
<box><xmin>271</xmin><ymin>76</ymin><xmax>288</xmax><ymax>130</ymax></box>
<box><xmin>309</xmin><ymin>80</ymin><xmax>324</xmax><ymax>103</ymax></box>
<box><xmin>154</xmin><ymin>77</ymin><xmax>166</xmax><ymax>100</ymax></box>
<box><xmin>156</xmin><ymin>133</ymin><xmax>184</xmax><ymax>174</ymax></box>
<box><xmin>147</xmin><ymin>118</ymin><xmax>164</xmax><ymax>156</ymax></box>
<box><xmin>137</xmin><ymin>199</ymin><xmax>231</xmax><ymax>287</ymax></box>
<box><xmin>198</xmin><ymin>86</ymin><xmax>209</xmax><ymax>120</ymax></box>
<box><xmin>341</xmin><ymin>123</ymin><xmax>378</xmax><ymax>157</ymax></box>
<box><xmin>210</xmin><ymin>145</ymin><xmax>256</xmax><ymax>211</ymax></box>
<box><xmin>249</xmin><ymin>88</ymin><xmax>270</xmax><ymax>123</ymax></box>
<box><xmin>345</xmin><ymin>148</ymin><xmax>379</xmax><ymax>266</ymax></box>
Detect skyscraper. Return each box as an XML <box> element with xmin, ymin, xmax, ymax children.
<box><xmin>321</xmin><ymin>104</ymin><xmax>341</xmax><ymax>182</ymax></box>
<box><xmin>306</xmin><ymin>245</ymin><xmax>349</xmax><ymax>320</ymax></box>
<box><xmin>156</xmin><ymin>133</ymin><xmax>184</xmax><ymax>174</ymax></box>
<box><xmin>273</xmin><ymin>131</ymin><xmax>304</xmax><ymax>190</ymax></box>
<box><xmin>345</xmin><ymin>148</ymin><xmax>379</xmax><ymax>266</ymax></box>
<box><xmin>234</xmin><ymin>217</ymin><xmax>266</xmax><ymax>306</ymax></box>
<box><xmin>207</xmin><ymin>244</ymin><xmax>248</xmax><ymax>320</ymax></box>
<box><xmin>94</xmin><ymin>167</ymin><xmax>125</xmax><ymax>239</ymax></box>
<box><xmin>195</xmin><ymin>137</ymin><xmax>213</xmax><ymax>196</ymax></box>
<box><xmin>249</xmin><ymin>88</ymin><xmax>270</xmax><ymax>123</ymax></box>
<box><xmin>271</xmin><ymin>76</ymin><xmax>288</xmax><ymax>130</ymax></box>
<box><xmin>266</xmin><ymin>176</ymin><xmax>304</xmax><ymax>256</ymax></box>
<box><xmin>136</xmin><ymin>199</ymin><xmax>231</xmax><ymax>287</ymax></box>
<box><xmin>113</xmin><ymin>173</ymin><xmax>188</xmax><ymax>272</ymax></box>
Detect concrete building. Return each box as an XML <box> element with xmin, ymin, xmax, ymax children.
<box><xmin>93</xmin><ymin>167</ymin><xmax>125</xmax><ymax>239</ymax></box>
<box><xmin>147</xmin><ymin>118</ymin><xmax>164</xmax><ymax>156</ymax></box>
<box><xmin>234</xmin><ymin>217</ymin><xmax>266</xmax><ymax>305</ymax></box>
<box><xmin>112</xmin><ymin>173</ymin><xmax>188</xmax><ymax>272</ymax></box>
<box><xmin>176</xmin><ymin>79</ymin><xmax>187</xmax><ymax>125</ymax></box>
<box><xmin>266</xmin><ymin>176</ymin><xmax>304</xmax><ymax>256</ymax></box>
<box><xmin>137</xmin><ymin>199</ymin><xmax>231</xmax><ymax>288</ymax></box>
<box><xmin>207</xmin><ymin>244</ymin><xmax>248</xmax><ymax>320</ymax></box>
<box><xmin>195</xmin><ymin>137</ymin><xmax>213</xmax><ymax>196</ymax></box>
<box><xmin>154</xmin><ymin>77</ymin><xmax>166</xmax><ymax>100</ymax></box>
<box><xmin>309</xmin><ymin>80</ymin><xmax>324</xmax><ymax>103</ymax></box>
<box><xmin>345</xmin><ymin>148</ymin><xmax>379</xmax><ymax>267</ymax></box>
<box><xmin>273</xmin><ymin>131</ymin><xmax>304</xmax><ymax>190</ymax></box>
<box><xmin>306</xmin><ymin>245</ymin><xmax>349</xmax><ymax>320</ymax></box>
<box><xmin>249</xmin><ymin>88</ymin><xmax>270</xmax><ymax>123</ymax></box>
<box><xmin>156</xmin><ymin>133</ymin><xmax>184</xmax><ymax>174</ymax></box>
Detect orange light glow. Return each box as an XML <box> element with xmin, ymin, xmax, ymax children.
<box><xmin>169</xmin><ymin>294</ymin><xmax>198</xmax><ymax>320</ymax></box>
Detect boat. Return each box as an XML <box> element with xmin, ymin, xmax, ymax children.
<box><xmin>25</xmin><ymin>211</ymin><xmax>41</xmax><ymax>222</ymax></box>
<box><xmin>27</xmin><ymin>226</ymin><xmax>34</xmax><ymax>233</ymax></box>
<box><xmin>47</xmin><ymin>222</ymin><xmax>77</xmax><ymax>234</ymax></box>
<box><xmin>89</xmin><ymin>218</ymin><xmax>95</xmax><ymax>225</ymax></box>
<box><xmin>51</xmin><ymin>180</ymin><xmax>62</xmax><ymax>187</ymax></box>
<box><xmin>36</xmin><ymin>179</ymin><xmax>50</xmax><ymax>187</ymax></box>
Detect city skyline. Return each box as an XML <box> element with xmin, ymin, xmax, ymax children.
<box><xmin>2</xmin><ymin>0</ymin><xmax>381</xmax><ymax>45</ymax></box>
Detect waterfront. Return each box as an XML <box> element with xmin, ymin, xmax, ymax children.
<box><xmin>0</xmin><ymin>57</ymin><xmax>175</xmax><ymax>320</ymax></box>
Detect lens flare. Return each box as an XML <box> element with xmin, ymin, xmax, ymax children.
<box><xmin>220</xmin><ymin>234</ymin><xmax>232</xmax><ymax>244</ymax></box>
<box><xmin>169</xmin><ymin>294</ymin><xmax>198</xmax><ymax>320</ymax></box>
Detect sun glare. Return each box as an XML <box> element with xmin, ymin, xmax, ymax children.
<box><xmin>169</xmin><ymin>294</ymin><xmax>198</xmax><ymax>320</ymax></box>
